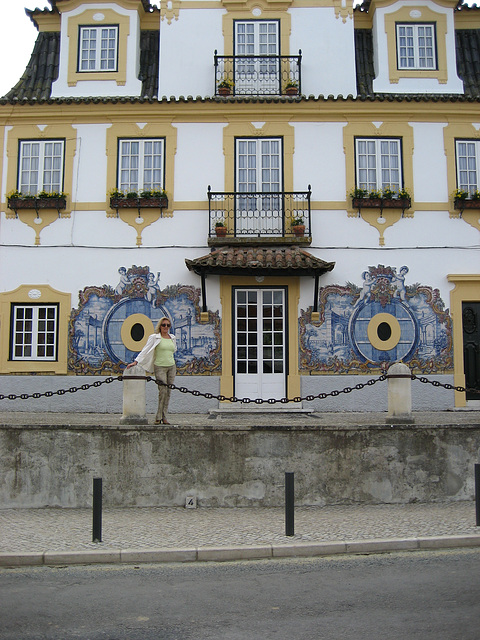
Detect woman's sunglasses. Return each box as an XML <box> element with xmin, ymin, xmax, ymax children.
<box><xmin>161</xmin><ymin>323</ymin><xmax>171</xmax><ymax>327</ymax></box>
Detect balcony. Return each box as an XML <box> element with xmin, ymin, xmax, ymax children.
<box><xmin>207</xmin><ymin>186</ymin><xmax>311</xmax><ymax>245</ymax></box>
<box><xmin>214</xmin><ymin>51</ymin><xmax>302</xmax><ymax>97</ymax></box>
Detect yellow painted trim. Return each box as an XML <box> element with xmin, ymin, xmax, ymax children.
<box><xmin>105</xmin><ymin>122</ymin><xmax>177</xmax><ymax>244</ymax></box>
<box><xmin>343</xmin><ymin>121</ymin><xmax>414</xmax><ymax>245</ymax></box>
<box><xmin>443</xmin><ymin>122</ymin><xmax>480</xmax><ymax>232</ymax></box>
<box><xmin>221</xmin><ymin>0</ymin><xmax>293</xmax><ymax>11</ymax></box>
<box><xmin>32</xmin><ymin>14</ymin><xmax>61</xmax><ymax>32</ymax></box>
<box><xmin>385</xmin><ymin>6</ymin><xmax>448</xmax><ymax>84</ymax></box>
<box><xmin>0</xmin><ymin>285</ymin><xmax>71</xmax><ymax>374</ymax></box>
<box><xmin>219</xmin><ymin>275</ymin><xmax>300</xmax><ymax>401</ymax></box>
<box><xmin>222</xmin><ymin>7</ymin><xmax>292</xmax><ymax>57</ymax></box>
<box><xmin>2</xmin><ymin>98</ymin><xmax>480</xmax><ymax>124</ymax></box>
<box><xmin>447</xmin><ymin>274</ymin><xmax>480</xmax><ymax>407</ymax></box>
<box><xmin>67</xmin><ymin>8</ymin><xmax>130</xmax><ymax>87</ymax></box>
<box><xmin>120</xmin><ymin>313</ymin><xmax>154</xmax><ymax>351</ymax></box>
<box><xmin>5</xmin><ymin>123</ymin><xmax>77</xmax><ymax>243</ymax></box>
<box><xmin>454</xmin><ymin>11</ymin><xmax>480</xmax><ymax>28</ymax></box>
<box><xmin>367</xmin><ymin>312</ymin><xmax>401</xmax><ymax>351</ymax></box>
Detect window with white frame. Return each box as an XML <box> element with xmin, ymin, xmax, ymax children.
<box><xmin>396</xmin><ymin>23</ymin><xmax>436</xmax><ymax>70</ymax></box>
<box><xmin>79</xmin><ymin>25</ymin><xmax>118</xmax><ymax>72</ymax></box>
<box><xmin>235</xmin><ymin>137</ymin><xmax>283</xmax><ymax>234</ymax></box>
<box><xmin>11</xmin><ymin>304</ymin><xmax>58</xmax><ymax>361</ymax></box>
<box><xmin>118</xmin><ymin>139</ymin><xmax>165</xmax><ymax>192</ymax></box>
<box><xmin>355</xmin><ymin>138</ymin><xmax>402</xmax><ymax>192</ymax></box>
<box><xmin>456</xmin><ymin>140</ymin><xmax>480</xmax><ymax>196</ymax></box>
<box><xmin>18</xmin><ymin>140</ymin><xmax>65</xmax><ymax>195</ymax></box>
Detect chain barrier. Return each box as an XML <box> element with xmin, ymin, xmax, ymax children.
<box><xmin>0</xmin><ymin>372</ymin><xmax>474</xmax><ymax>404</ymax></box>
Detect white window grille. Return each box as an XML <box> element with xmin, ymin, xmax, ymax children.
<box><xmin>12</xmin><ymin>305</ymin><xmax>58</xmax><ymax>361</ymax></box>
<box><xmin>19</xmin><ymin>140</ymin><xmax>64</xmax><ymax>195</ymax></box>
<box><xmin>355</xmin><ymin>138</ymin><xmax>402</xmax><ymax>192</ymax></box>
<box><xmin>118</xmin><ymin>139</ymin><xmax>164</xmax><ymax>192</ymax></box>
<box><xmin>235</xmin><ymin>138</ymin><xmax>282</xmax><ymax>234</ymax></box>
<box><xmin>456</xmin><ymin>140</ymin><xmax>480</xmax><ymax>195</ymax></box>
<box><xmin>397</xmin><ymin>23</ymin><xmax>436</xmax><ymax>70</ymax></box>
<box><xmin>79</xmin><ymin>26</ymin><xmax>118</xmax><ymax>72</ymax></box>
<box><xmin>234</xmin><ymin>21</ymin><xmax>280</xmax><ymax>94</ymax></box>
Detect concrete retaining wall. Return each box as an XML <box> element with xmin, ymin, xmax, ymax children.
<box><xmin>1</xmin><ymin>422</ymin><xmax>479</xmax><ymax>508</ymax></box>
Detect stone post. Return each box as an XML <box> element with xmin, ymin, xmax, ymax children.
<box><xmin>120</xmin><ymin>366</ymin><xmax>148</xmax><ymax>425</ymax></box>
<box><xmin>386</xmin><ymin>362</ymin><xmax>415</xmax><ymax>424</ymax></box>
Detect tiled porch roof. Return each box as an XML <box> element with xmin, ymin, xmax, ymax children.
<box><xmin>185</xmin><ymin>246</ymin><xmax>335</xmax><ymax>277</ymax></box>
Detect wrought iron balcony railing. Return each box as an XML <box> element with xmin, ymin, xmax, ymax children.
<box><xmin>208</xmin><ymin>186</ymin><xmax>311</xmax><ymax>239</ymax></box>
<box><xmin>214</xmin><ymin>51</ymin><xmax>302</xmax><ymax>96</ymax></box>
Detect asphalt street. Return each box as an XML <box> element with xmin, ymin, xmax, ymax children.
<box><xmin>1</xmin><ymin>549</ymin><xmax>479</xmax><ymax>640</ymax></box>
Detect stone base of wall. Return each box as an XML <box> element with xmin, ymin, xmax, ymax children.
<box><xmin>1</xmin><ymin>422</ymin><xmax>478</xmax><ymax>508</ymax></box>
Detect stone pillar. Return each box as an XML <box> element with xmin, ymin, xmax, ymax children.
<box><xmin>386</xmin><ymin>362</ymin><xmax>414</xmax><ymax>424</ymax></box>
<box><xmin>120</xmin><ymin>366</ymin><xmax>148</xmax><ymax>425</ymax></box>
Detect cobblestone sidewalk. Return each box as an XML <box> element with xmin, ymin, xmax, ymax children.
<box><xmin>1</xmin><ymin>502</ymin><xmax>479</xmax><ymax>554</ymax></box>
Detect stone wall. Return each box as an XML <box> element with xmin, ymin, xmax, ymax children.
<box><xmin>1</xmin><ymin>422</ymin><xmax>479</xmax><ymax>508</ymax></box>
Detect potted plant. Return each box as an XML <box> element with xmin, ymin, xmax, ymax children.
<box><xmin>215</xmin><ymin>220</ymin><xmax>228</xmax><ymax>237</ymax></box>
<box><xmin>453</xmin><ymin>188</ymin><xmax>480</xmax><ymax>211</ymax></box>
<box><xmin>284</xmin><ymin>81</ymin><xmax>299</xmax><ymax>96</ymax></box>
<box><xmin>217</xmin><ymin>78</ymin><xmax>234</xmax><ymax>96</ymax></box>
<box><xmin>7</xmin><ymin>189</ymin><xmax>67</xmax><ymax>213</ymax></box>
<box><xmin>291</xmin><ymin>215</ymin><xmax>305</xmax><ymax>236</ymax></box>
<box><xmin>109</xmin><ymin>188</ymin><xmax>168</xmax><ymax>210</ymax></box>
<box><xmin>351</xmin><ymin>186</ymin><xmax>411</xmax><ymax>212</ymax></box>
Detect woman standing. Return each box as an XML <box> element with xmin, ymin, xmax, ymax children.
<box><xmin>126</xmin><ymin>317</ymin><xmax>176</xmax><ymax>424</ymax></box>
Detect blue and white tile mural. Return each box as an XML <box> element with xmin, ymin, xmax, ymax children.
<box><xmin>299</xmin><ymin>265</ymin><xmax>453</xmax><ymax>374</ymax></box>
<box><xmin>69</xmin><ymin>265</ymin><xmax>221</xmax><ymax>375</ymax></box>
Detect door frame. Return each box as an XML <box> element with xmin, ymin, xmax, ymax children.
<box><xmin>220</xmin><ymin>275</ymin><xmax>301</xmax><ymax>403</ymax></box>
<box><xmin>447</xmin><ymin>273</ymin><xmax>480</xmax><ymax>407</ymax></box>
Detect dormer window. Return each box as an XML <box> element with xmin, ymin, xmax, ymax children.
<box><xmin>396</xmin><ymin>23</ymin><xmax>436</xmax><ymax>70</ymax></box>
<box><xmin>79</xmin><ymin>25</ymin><xmax>118</xmax><ymax>72</ymax></box>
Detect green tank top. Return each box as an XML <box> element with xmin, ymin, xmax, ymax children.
<box><xmin>154</xmin><ymin>338</ymin><xmax>175</xmax><ymax>367</ymax></box>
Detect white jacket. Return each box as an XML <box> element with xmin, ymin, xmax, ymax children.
<box><xmin>134</xmin><ymin>333</ymin><xmax>177</xmax><ymax>373</ymax></box>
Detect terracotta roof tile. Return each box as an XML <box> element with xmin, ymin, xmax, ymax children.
<box><xmin>185</xmin><ymin>246</ymin><xmax>335</xmax><ymax>276</ymax></box>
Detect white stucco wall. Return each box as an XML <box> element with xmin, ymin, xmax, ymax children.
<box><xmin>159</xmin><ymin>9</ymin><xmax>225</xmax><ymax>98</ymax></box>
<box><xmin>290</xmin><ymin>8</ymin><xmax>357</xmax><ymax>97</ymax></box>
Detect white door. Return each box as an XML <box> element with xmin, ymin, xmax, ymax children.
<box><xmin>234</xmin><ymin>288</ymin><xmax>286</xmax><ymax>400</ymax></box>
<box><xmin>234</xmin><ymin>21</ymin><xmax>280</xmax><ymax>95</ymax></box>
<box><xmin>236</xmin><ymin>138</ymin><xmax>282</xmax><ymax>236</ymax></box>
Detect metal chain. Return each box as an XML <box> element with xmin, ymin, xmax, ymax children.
<box><xmin>0</xmin><ymin>372</ymin><xmax>474</xmax><ymax>403</ymax></box>
<box><xmin>0</xmin><ymin>376</ymin><xmax>118</xmax><ymax>401</ymax></box>
<box><xmin>148</xmin><ymin>374</ymin><xmax>388</xmax><ymax>404</ymax></box>
<box><xmin>410</xmin><ymin>373</ymin><xmax>472</xmax><ymax>394</ymax></box>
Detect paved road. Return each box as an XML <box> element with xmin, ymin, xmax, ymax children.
<box><xmin>1</xmin><ymin>549</ymin><xmax>479</xmax><ymax>640</ymax></box>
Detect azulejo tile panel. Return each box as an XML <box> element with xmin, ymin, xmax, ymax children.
<box><xmin>68</xmin><ymin>265</ymin><xmax>221</xmax><ymax>376</ymax></box>
<box><xmin>299</xmin><ymin>265</ymin><xmax>453</xmax><ymax>375</ymax></box>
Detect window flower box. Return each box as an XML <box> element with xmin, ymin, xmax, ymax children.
<box><xmin>7</xmin><ymin>194</ymin><xmax>67</xmax><ymax>214</ymax></box>
<box><xmin>352</xmin><ymin>196</ymin><xmax>411</xmax><ymax>210</ymax></box>
<box><xmin>454</xmin><ymin>198</ymin><xmax>480</xmax><ymax>211</ymax></box>
<box><xmin>109</xmin><ymin>190</ymin><xmax>168</xmax><ymax>211</ymax></box>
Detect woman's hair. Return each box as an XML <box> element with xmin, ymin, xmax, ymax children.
<box><xmin>155</xmin><ymin>316</ymin><xmax>171</xmax><ymax>333</ymax></box>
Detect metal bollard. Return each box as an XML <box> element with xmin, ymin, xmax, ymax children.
<box><xmin>92</xmin><ymin>477</ymin><xmax>103</xmax><ymax>543</ymax></box>
<box><xmin>475</xmin><ymin>464</ymin><xmax>480</xmax><ymax>527</ymax></box>
<box><xmin>285</xmin><ymin>472</ymin><xmax>295</xmax><ymax>537</ymax></box>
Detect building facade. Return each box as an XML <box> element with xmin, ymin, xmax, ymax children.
<box><xmin>0</xmin><ymin>0</ymin><xmax>479</xmax><ymax>413</ymax></box>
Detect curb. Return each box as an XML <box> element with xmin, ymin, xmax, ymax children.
<box><xmin>1</xmin><ymin>535</ymin><xmax>480</xmax><ymax>568</ymax></box>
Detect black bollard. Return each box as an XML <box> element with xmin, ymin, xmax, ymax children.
<box><xmin>285</xmin><ymin>472</ymin><xmax>295</xmax><ymax>537</ymax></box>
<box><xmin>92</xmin><ymin>477</ymin><xmax>103</xmax><ymax>543</ymax></box>
<box><xmin>476</xmin><ymin>465</ymin><xmax>480</xmax><ymax>527</ymax></box>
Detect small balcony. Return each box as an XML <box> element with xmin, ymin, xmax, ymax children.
<box><xmin>208</xmin><ymin>186</ymin><xmax>311</xmax><ymax>245</ymax></box>
<box><xmin>214</xmin><ymin>51</ymin><xmax>302</xmax><ymax>97</ymax></box>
